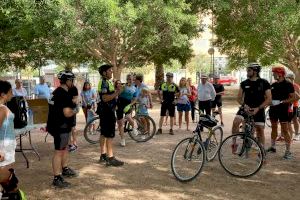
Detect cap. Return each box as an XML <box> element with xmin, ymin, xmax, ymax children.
<box><xmin>201</xmin><ymin>74</ymin><xmax>208</xmax><ymax>79</ymax></box>
<box><xmin>213</xmin><ymin>74</ymin><xmax>220</xmax><ymax>79</ymax></box>
<box><xmin>166</xmin><ymin>72</ymin><xmax>173</xmax><ymax>77</ymax></box>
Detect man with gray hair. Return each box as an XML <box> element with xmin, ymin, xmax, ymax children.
<box><xmin>197</xmin><ymin>74</ymin><xmax>216</xmax><ymax>116</ymax></box>
<box><xmin>34</xmin><ymin>76</ymin><xmax>51</xmax><ymax>99</ymax></box>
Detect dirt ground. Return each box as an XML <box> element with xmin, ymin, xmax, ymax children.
<box><xmin>14</xmin><ymin>100</ymin><xmax>300</xmax><ymax>200</ymax></box>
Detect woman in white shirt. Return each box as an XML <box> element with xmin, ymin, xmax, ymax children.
<box><xmin>177</xmin><ymin>78</ymin><xmax>191</xmax><ymax>130</ymax></box>
<box><xmin>12</xmin><ymin>79</ymin><xmax>27</xmax><ymax>97</ymax></box>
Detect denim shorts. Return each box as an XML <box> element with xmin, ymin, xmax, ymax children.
<box><xmin>177</xmin><ymin>103</ymin><xmax>191</xmax><ymax>112</ymax></box>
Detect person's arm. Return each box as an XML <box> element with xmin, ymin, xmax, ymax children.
<box><xmin>237</xmin><ymin>86</ymin><xmax>244</xmax><ymax>106</ymax></box>
<box><xmin>210</xmin><ymin>84</ymin><xmax>216</xmax><ymax>101</ymax></box>
<box><xmin>251</xmin><ymin>89</ymin><xmax>272</xmax><ymax>115</ymax></box>
<box><xmin>34</xmin><ymin>86</ymin><xmax>39</xmax><ymax>96</ymax></box>
<box><xmin>148</xmin><ymin>91</ymin><xmax>153</xmax><ymax>108</ymax></box>
<box><xmin>0</xmin><ymin>107</ymin><xmax>8</xmax><ymax>129</ymax></box>
<box><xmin>157</xmin><ymin>84</ymin><xmax>163</xmax><ymax>103</ymax></box>
<box><xmin>63</xmin><ymin>107</ymin><xmax>77</xmax><ymax>118</ymax></box>
<box><xmin>218</xmin><ymin>85</ymin><xmax>225</xmax><ymax>96</ymax></box>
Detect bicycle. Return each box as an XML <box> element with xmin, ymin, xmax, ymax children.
<box><xmin>218</xmin><ymin>107</ymin><xmax>265</xmax><ymax>178</ymax></box>
<box><xmin>171</xmin><ymin>109</ymin><xmax>223</xmax><ymax>182</ymax></box>
<box><xmin>83</xmin><ymin>104</ymin><xmax>156</xmax><ymax>144</ymax></box>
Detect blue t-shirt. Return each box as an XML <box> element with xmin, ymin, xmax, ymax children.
<box><xmin>34</xmin><ymin>84</ymin><xmax>51</xmax><ymax>99</ymax></box>
<box><xmin>81</xmin><ymin>89</ymin><xmax>95</xmax><ymax>107</ymax></box>
<box><xmin>136</xmin><ymin>83</ymin><xmax>148</xmax><ymax>98</ymax></box>
<box><xmin>119</xmin><ymin>85</ymin><xmax>137</xmax><ymax>101</ymax></box>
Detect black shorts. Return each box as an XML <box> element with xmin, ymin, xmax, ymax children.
<box><xmin>236</xmin><ymin>107</ymin><xmax>265</xmax><ymax>125</ymax></box>
<box><xmin>288</xmin><ymin>106</ymin><xmax>298</xmax><ymax>122</ymax></box>
<box><xmin>160</xmin><ymin>102</ymin><xmax>175</xmax><ymax>117</ymax></box>
<box><xmin>100</xmin><ymin>108</ymin><xmax>116</xmax><ymax>138</ymax></box>
<box><xmin>53</xmin><ymin>132</ymin><xmax>70</xmax><ymax>150</ymax></box>
<box><xmin>211</xmin><ymin>98</ymin><xmax>222</xmax><ymax>108</ymax></box>
<box><xmin>116</xmin><ymin>98</ymin><xmax>131</xmax><ymax>120</ymax></box>
<box><xmin>269</xmin><ymin>104</ymin><xmax>289</xmax><ymax>123</ymax></box>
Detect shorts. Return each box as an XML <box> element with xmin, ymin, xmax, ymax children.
<box><xmin>177</xmin><ymin>103</ymin><xmax>191</xmax><ymax>112</ymax></box>
<box><xmin>137</xmin><ymin>107</ymin><xmax>149</xmax><ymax>115</ymax></box>
<box><xmin>116</xmin><ymin>98</ymin><xmax>131</xmax><ymax>120</ymax></box>
<box><xmin>236</xmin><ymin>107</ymin><xmax>265</xmax><ymax>126</ymax></box>
<box><xmin>54</xmin><ymin>133</ymin><xmax>70</xmax><ymax>150</ymax></box>
<box><xmin>288</xmin><ymin>106</ymin><xmax>298</xmax><ymax>122</ymax></box>
<box><xmin>160</xmin><ymin>102</ymin><xmax>175</xmax><ymax>117</ymax></box>
<box><xmin>100</xmin><ymin>108</ymin><xmax>116</xmax><ymax>138</ymax></box>
<box><xmin>269</xmin><ymin>104</ymin><xmax>289</xmax><ymax>123</ymax></box>
<box><xmin>211</xmin><ymin>98</ymin><xmax>222</xmax><ymax>108</ymax></box>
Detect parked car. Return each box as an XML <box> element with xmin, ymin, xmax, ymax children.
<box><xmin>218</xmin><ymin>76</ymin><xmax>237</xmax><ymax>86</ymax></box>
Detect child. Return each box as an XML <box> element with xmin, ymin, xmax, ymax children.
<box><xmin>137</xmin><ymin>88</ymin><xmax>151</xmax><ymax>138</ymax></box>
<box><xmin>87</xmin><ymin>102</ymin><xmax>97</xmax><ymax>134</ymax></box>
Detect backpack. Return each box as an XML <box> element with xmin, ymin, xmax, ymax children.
<box><xmin>6</xmin><ymin>96</ymin><xmax>27</xmax><ymax>129</ymax></box>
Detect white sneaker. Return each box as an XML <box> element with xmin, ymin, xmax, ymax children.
<box><xmin>293</xmin><ymin>134</ymin><xmax>300</xmax><ymax>141</ymax></box>
<box><xmin>120</xmin><ymin>138</ymin><xmax>126</xmax><ymax>147</ymax></box>
<box><xmin>132</xmin><ymin>128</ymin><xmax>139</xmax><ymax>136</ymax></box>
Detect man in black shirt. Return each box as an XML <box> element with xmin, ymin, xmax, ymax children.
<box><xmin>232</xmin><ymin>63</ymin><xmax>272</xmax><ymax>151</ymax></box>
<box><xmin>47</xmin><ymin>70</ymin><xmax>79</xmax><ymax>188</ymax></box>
<box><xmin>212</xmin><ymin>75</ymin><xmax>225</xmax><ymax>126</ymax></box>
<box><xmin>267</xmin><ymin>66</ymin><xmax>296</xmax><ymax>159</ymax></box>
<box><xmin>156</xmin><ymin>72</ymin><xmax>179</xmax><ymax>135</ymax></box>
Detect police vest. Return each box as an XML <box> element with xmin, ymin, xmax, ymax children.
<box><xmin>98</xmin><ymin>79</ymin><xmax>115</xmax><ymax>94</ymax></box>
<box><xmin>161</xmin><ymin>82</ymin><xmax>177</xmax><ymax>92</ymax></box>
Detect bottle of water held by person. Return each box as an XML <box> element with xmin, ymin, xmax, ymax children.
<box><xmin>27</xmin><ymin>108</ymin><xmax>33</xmax><ymax>125</ymax></box>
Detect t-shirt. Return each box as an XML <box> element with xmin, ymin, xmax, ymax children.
<box><xmin>137</xmin><ymin>96</ymin><xmax>149</xmax><ymax>115</ymax></box>
<box><xmin>13</xmin><ymin>88</ymin><xmax>28</xmax><ymax>97</ymax></box>
<box><xmin>68</xmin><ymin>86</ymin><xmax>79</xmax><ymax>109</ymax></box>
<box><xmin>177</xmin><ymin>87</ymin><xmax>190</xmax><ymax>104</ymax></box>
<box><xmin>213</xmin><ymin>83</ymin><xmax>224</xmax><ymax>100</ymax></box>
<box><xmin>188</xmin><ymin>85</ymin><xmax>197</xmax><ymax>102</ymax></box>
<box><xmin>47</xmin><ymin>87</ymin><xmax>74</xmax><ymax>134</ymax></box>
<box><xmin>81</xmin><ymin>89</ymin><xmax>95</xmax><ymax>107</ymax></box>
<box><xmin>34</xmin><ymin>83</ymin><xmax>51</xmax><ymax>99</ymax></box>
<box><xmin>293</xmin><ymin>83</ymin><xmax>300</xmax><ymax>107</ymax></box>
<box><xmin>241</xmin><ymin>78</ymin><xmax>271</xmax><ymax>107</ymax></box>
<box><xmin>136</xmin><ymin>83</ymin><xmax>148</xmax><ymax>97</ymax></box>
<box><xmin>159</xmin><ymin>82</ymin><xmax>179</xmax><ymax>103</ymax></box>
<box><xmin>119</xmin><ymin>85</ymin><xmax>137</xmax><ymax>101</ymax></box>
<box><xmin>271</xmin><ymin>79</ymin><xmax>294</xmax><ymax>101</ymax></box>
<box><xmin>98</xmin><ymin>79</ymin><xmax>116</xmax><ymax>109</ymax></box>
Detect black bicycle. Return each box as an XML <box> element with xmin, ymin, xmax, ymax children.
<box><xmin>83</xmin><ymin>105</ymin><xmax>156</xmax><ymax>144</ymax></box>
<box><xmin>171</xmin><ymin>110</ymin><xmax>223</xmax><ymax>182</ymax></box>
<box><xmin>218</xmin><ymin>107</ymin><xmax>265</xmax><ymax>178</ymax></box>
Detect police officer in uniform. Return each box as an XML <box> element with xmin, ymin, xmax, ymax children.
<box><xmin>97</xmin><ymin>64</ymin><xmax>124</xmax><ymax>166</ymax></box>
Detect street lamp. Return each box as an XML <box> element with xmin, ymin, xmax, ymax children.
<box><xmin>208</xmin><ymin>47</ymin><xmax>215</xmax><ymax>75</ymax></box>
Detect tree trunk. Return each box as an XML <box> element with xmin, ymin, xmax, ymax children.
<box><xmin>287</xmin><ymin>61</ymin><xmax>300</xmax><ymax>84</ymax></box>
<box><xmin>113</xmin><ymin>65</ymin><xmax>122</xmax><ymax>80</ymax></box>
<box><xmin>155</xmin><ymin>63</ymin><xmax>164</xmax><ymax>90</ymax></box>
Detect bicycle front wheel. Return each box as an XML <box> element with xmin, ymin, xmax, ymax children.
<box><xmin>206</xmin><ymin>126</ymin><xmax>223</xmax><ymax>162</ymax></box>
<box><xmin>218</xmin><ymin>134</ymin><xmax>264</xmax><ymax>178</ymax></box>
<box><xmin>127</xmin><ymin>114</ymin><xmax>156</xmax><ymax>142</ymax></box>
<box><xmin>171</xmin><ymin>137</ymin><xmax>206</xmax><ymax>182</ymax></box>
<box><xmin>83</xmin><ymin>116</ymin><xmax>101</xmax><ymax>144</ymax></box>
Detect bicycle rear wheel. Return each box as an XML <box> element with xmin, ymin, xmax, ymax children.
<box><xmin>171</xmin><ymin>137</ymin><xmax>206</xmax><ymax>182</ymax></box>
<box><xmin>218</xmin><ymin>134</ymin><xmax>264</xmax><ymax>178</ymax></box>
<box><xmin>83</xmin><ymin>116</ymin><xmax>101</xmax><ymax>144</ymax></box>
<box><xmin>127</xmin><ymin>115</ymin><xmax>156</xmax><ymax>142</ymax></box>
<box><xmin>206</xmin><ymin>126</ymin><xmax>223</xmax><ymax>161</ymax></box>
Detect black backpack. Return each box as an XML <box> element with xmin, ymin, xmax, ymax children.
<box><xmin>6</xmin><ymin>96</ymin><xmax>28</xmax><ymax>129</ymax></box>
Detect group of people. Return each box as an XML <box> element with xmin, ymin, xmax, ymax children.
<box><xmin>232</xmin><ymin>63</ymin><xmax>299</xmax><ymax>160</ymax></box>
<box><xmin>156</xmin><ymin>72</ymin><xmax>225</xmax><ymax>135</ymax></box>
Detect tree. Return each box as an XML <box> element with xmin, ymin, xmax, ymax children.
<box><xmin>212</xmin><ymin>0</ymin><xmax>300</xmax><ymax>82</ymax></box>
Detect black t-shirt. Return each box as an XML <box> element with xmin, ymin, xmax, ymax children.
<box><xmin>213</xmin><ymin>83</ymin><xmax>224</xmax><ymax>99</ymax></box>
<box><xmin>271</xmin><ymin>79</ymin><xmax>294</xmax><ymax>101</ymax></box>
<box><xmin>241</xmin><ymin>78</ymin><xmax>271</xmax><ymax>107</ymax></box>
<box><xmin>68</xmin><ymin>86</ymin><xmax>78</xmax><ymax>109</ymax></box>
<box><xmin>159</xmin><ymin>82</ymin><xmax>179</xmax><ymax>103</ymax></box>
<box><xmin>47</xmin><ymin>87</ymin><xmax>74</xmax><ymax>134</ymax></box>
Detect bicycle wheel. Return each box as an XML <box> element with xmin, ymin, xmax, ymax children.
<box><xmin>127</xmin><ymin>115</ymin><xmax>156</xmax><ymax>142</ymax></box>
<box><xmin>218</xmin><ymin>134</ymin><xmax>264</xmax><ymax>178</ymax></box>
<box><xmin>83</xmin><ymin>116</ymin><xmax>101</xmax><ymax>144</ymax></box>
<box><xmin>265</xmin><ymin>109</ymin><xmax>271</xmax><ymax>127</ymax></box>
<box><xmin>171</xmin><ymin>137</ymin><xmax>206</xmax><ymax>182</ymax></box>
<box><xmin>205</xmin><ymin>126</ymin><xmax>223</xmax><ymax>162</ymax></box>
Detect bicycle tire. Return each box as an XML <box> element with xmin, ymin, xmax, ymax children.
<box><xmin>83</xmin><ymin>116</ymin><xmax>101</xmax><ymax>144</ymax></box>
<box><xmin>127</xmin><ymin>114</ymin><xmax>156</xmax><ymax>142</ymax></box>
<box><xmin>218</xmin><ymin>134</ymin><xmax>264</xmax><ymax>178</ymax></box>
<box><xmin>206</xmin><ymin>126</ymin><xmax>223</xmax><ymax>162</ymax></box>
<box><xmin>171</xmin><ymin>137</ymin><xmax>206</xmax><ymax>182</ymax></box>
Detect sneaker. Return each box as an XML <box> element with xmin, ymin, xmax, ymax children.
<box><xmin>120</xmin><ymin>138</ymin><xmax>126</xmax><ymax>147</ymax></box>
<box><xmin>169</xmin><ymin>129</ymin><xmax>174</xmax><ymax>135</ymax></box>
<box><xmin>68</xmin><ymin>144</ymin><xmax>78</xmax><ymax>153</ymax></box>
<box><xmin>156</xmin><ymin>129</ymin><xmax>162</xmax><ymax>135</ymax></box>
<box><xmin>62</xmin><ymin>167</ymin><xmax>78</xmax><ymax>177</ymax></box>
<box><xmin>106</xmin><ymin>157</ymin><xmax>124</xmax><ymax>167</ymax></box>
<box><xmin>266</xmin><ymin>147</ymin><xmax>276</xmax><ymax>153</ymax></box>
<box><xmin>53</xmin><ymin>175</ymin><xmax>71</xmax><ymax>188</ymax></box>
<box><xmin>132</xmin><ymin>128</ymin><xmax>139</xmax><ymax>136</ymax></box>
<box><xmin>283</xmin><ymin>151</ymin><xmax>293</xmax><ymax>160</ymax></box>
<box><xmin>99</xmin><ymin>154</ymin><xmax>108</xmax><ymax>163</ymax></box>
<box><xmin>293</xmin><ymin>134</ymin><xmax>300</xmax><ymax>141</ymax></box>
<box><xmin>231</xmin><ymin>144</ymin><xmax>238</xmax><ymax>154</ymax></box>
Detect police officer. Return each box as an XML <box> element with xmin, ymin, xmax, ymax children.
<box><xmin>156</xmin><ymin>72</ymin><xmax>179</xmax><ymax>135</ymax></box>
<box><xmin>97</xmin><ymin>64</ymin><xmax>124</xmax><ymax>166</ymax></box>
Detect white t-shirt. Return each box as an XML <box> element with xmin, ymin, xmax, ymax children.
<box><xmin>13</xmin><ymin>88</ymin><xmax>28</xmax><ymax>97</ymax></box>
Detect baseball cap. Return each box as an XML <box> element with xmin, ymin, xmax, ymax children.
<box><xmin>201</xmin><ymin>74</ymin><xmax>208</xmax><ymax>79</ymax></box>
<box><xmin>166</xmin><ymin>72</ymin><xmax>173</xmax><ymax>77</ymax></box>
